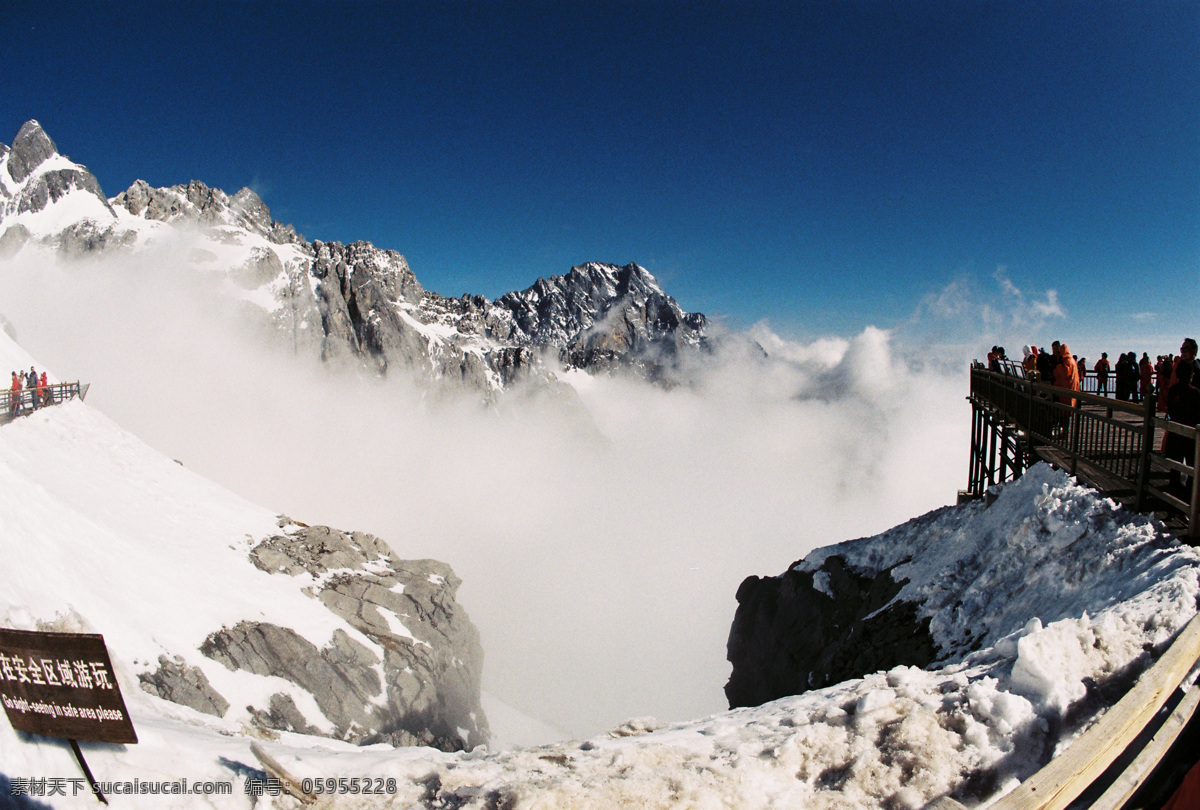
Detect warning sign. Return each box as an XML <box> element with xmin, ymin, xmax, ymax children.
<box><xmin>0</xmin><ymin>628</ymin><xmax>137</xmax><ymax>744</ymax></box>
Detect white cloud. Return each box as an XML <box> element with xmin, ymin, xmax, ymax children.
<box><xmin>0</xmin><ymin>243</ymin><xmax>972</xmax><ymax>741</ymax></box>
<box><xmin>902</xmin><ymin>266</ymin><xmax>1068</xmax><ymax>361</ymax></box>
<box><xmin>1033</xmin><ymin>289</ymin><xmax>1065</xmax><ymax>319</ymax></box>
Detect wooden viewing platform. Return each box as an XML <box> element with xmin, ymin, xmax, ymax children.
<box><xmin>963</xmin><ymin>363</ymin><xmax>1199</xmax><ymax>540</ymax></box>
<box><xmin>0</xmin><ymin>382</ymin><xmax>87</xmax><ymax>424</ymax></box>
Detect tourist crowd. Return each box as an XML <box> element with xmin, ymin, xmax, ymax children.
<box><xmin>986</xmin><ymin>338</ymin><xmax>1200</xmax><ymax>498</ymax></box>
<box><xmin>8</xmin><ymin>366</ymin><xmax>52</xmax><ymax>418</ymax></box>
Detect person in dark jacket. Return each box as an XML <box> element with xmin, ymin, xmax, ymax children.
<box><xmin>1164</xmin><ymin>362</ymin><xmax>1200</xmax><ymax>498</ymax></box>
<box><xmin>1036</xmin><ymin>344</ymin><xmax>1056</xmax><ymax>382</ymax></box>
<box><xmin>1169</xmin><ymin>339</ymin><xmax>1200</xmax><ymax>393</ymax></box>
<box><xmin>1115</xmin><ymin>352</ymin><xmax>1137</xmax><ymax>401</ymax></box>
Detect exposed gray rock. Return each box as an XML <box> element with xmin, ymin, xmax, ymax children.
<box><xmin>250</xmin><ymin>693</ymin><xmax>323</xmax><ymax>736</ymax></box>
<box><xmin>270</xmin><ymin>266</ymin><xmax>324</xmax><ymax>356</ymax></box>
<box><xmin>0</xmin><ymin>225</ymin><xmax>30</xmax><ymax>258</ymax></box>
<box><xmin>201</xmin><ymin>622</ymin><xmax>385</xmax><ymax>739</ymax></box>
<box><xmin>200</xmin><ymin>523</ymin><xmax>488</xmax><ymax>752</ymax></box>
<box><xmin>5</xmin><ymin>120</ymin><xmax>58</xmax><ymax>184</ymax></box>
<box><xmin>309</xmin><ymin>239</ymin><xmax>431</xmax><ymax>374</ymax></box>
<box><xmin>53</xmin><ymin>220</ymin><xmax>136</xmax><ymax>255</ymax></box>
<box><xmin>111</xmin><ymin>179</ymin><xmax>304</xmax><ymax>247</ymax></box>
<box><xmin>233</xmin><ymin>246</ymin><xmax>284</xmax><ymax>289</ymax></box>
<box><xmin>496</xmin><ymin>262</ymin><xmax>708</xmax><ymax>382</ymax></box>
<box><xmin>725</xmin><ymin>554</ymin><xmax>936</xmax><ymax>710</ymax></box>
<box><xmin>1</xmin><ymin>121</ymin><xmax>114</xmax><ymax>221</ymax></box>
<box><xmin>138</xmin><ymin>655</ymin><xmax>231</xmax><ymax>718</ymax></box>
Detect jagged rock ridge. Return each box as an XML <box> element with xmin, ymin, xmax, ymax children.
<box><xmin>0</xmin><ymin>120</ymin><xmax>709</xmax><ymax>394</ymax></box>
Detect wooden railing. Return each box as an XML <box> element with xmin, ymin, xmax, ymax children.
<box><xmin>0</xmin><ymin>382</ymin><xmax>86</xmax><ymax>422</ymax></box>
<box><xmin>926</xmin><ymin>612</ymin><xmax>1200</xmax><ymax>810</ymax></box>
<box><xmin>967</xmin><ymin>365</ymin><xmax>1199</xmax><ymax>539</ymax></box>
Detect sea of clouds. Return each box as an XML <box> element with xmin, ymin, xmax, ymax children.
<box><xmin>1</xmin><ymin>243</ymin><xmax>978</xmax><ymax>741</ymax></box>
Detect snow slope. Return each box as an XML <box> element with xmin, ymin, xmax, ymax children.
<box><xmin>1</xmin><ymin>322</ymin><xmax>1199</xmax><ymax>808</ymax></box>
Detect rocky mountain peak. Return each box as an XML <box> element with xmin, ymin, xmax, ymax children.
<box><xmin>490</xmin><ymin>261</ymin><xmax>706</xmax><ymax>381</ymax></box>
<box><xmin>6</xmin><ymin>120</ymin><xmax>58</xmax><ymax>184</ymax></box>
<box><xmin>496</xmin><ymin>262</ymin><xmax>675</xmax><ymax>346</ymax></box>
<box><xmin>0</xmin><ymin>121</ymin><xmax>114</xmax><ymax>235</ymax></box>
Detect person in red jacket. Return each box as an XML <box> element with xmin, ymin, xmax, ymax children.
<box><xmin>1093</xmin><ymin>352</ymin><xmax>1111</xmax><ymax>396</ymax></box>
<box><xmin>1157</xmin><ymin>355</ymin><xmax>1173</xmax><ymax>412</ymax></box>
<box><xmin>36</xmin><ymin>371</ymin><xmax>48</xmax><ymax>408</ymax></box>
<box><xmin>1139</xmin><ymin>353</ymin><xmax>1154</xmax><ymax>403</ymax></box>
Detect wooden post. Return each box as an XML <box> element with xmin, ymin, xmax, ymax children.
<box><xmin>1190</xmin><ymin>431</ymin><xmax>1199</xmax><ymax>540</ymax></box>
<box><xmin>69</xmin><ymin>739</ymin><xmax>108</xmax><ymax>805</ymax></box>
<box><xmin>1000</xmin><ymin>424</ymin><xmax>1009</xmax><ymax>482</ymax></box>
<box><xmin>964</xmin><ymin>398</ymin><xmax>974</xmax><ymax>494</ymax></box>
<box><xmin>1027</xmin><ymin>379</ymin><xmax>1038</xmax><ymax>461</ymax></box>
<box><xmin>1069</xmin><ymin>398</ymin><xmax>1081</xmax><ymax>476</ymax></box>
<box><xmin>986</xmin><ymin>410</ymin><xmax>997</xmax><ymax>489</ymax></box>
<box><xmin>1134</xmin><ymin>391</ymin><xmax>1156</xmax><ymax>512</ymax></box>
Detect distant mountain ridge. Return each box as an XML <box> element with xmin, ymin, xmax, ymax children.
<box><xmin>0</xmin><ymin>120</ymin><xmax>708</xmax><ymax>395</ymax></box>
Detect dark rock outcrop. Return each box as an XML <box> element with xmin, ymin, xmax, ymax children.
<box><xmin>201</xmin><ymin>622</ymin><xmax>384</xmax><ymax>734</ymax></box>
<box><xmin>725</xmin><ymin>554</ymin><xmax>937</xmax><ymax>709</ymax></box>
<box><xmin>5</xmin><ymin>121</ymin><xmax>60</xmax><ymax>184</ymax></box>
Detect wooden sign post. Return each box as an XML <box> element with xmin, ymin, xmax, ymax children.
<box><xmin>0</xmin><ymin>628</ymin><xmax>138</xmax><ymax>804</ymax></box>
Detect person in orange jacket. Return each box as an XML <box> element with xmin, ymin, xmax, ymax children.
<box><xmin>1047</xmin><ymin>343</ymin><xmax>1079</xmax><ymax>439</ymax></box>
<box><xmin>1050</xmin><ymin>344</ymin><xmax>1080</xmax><ymax>437</ymax></box>
<box><xmin>36</xmin><ymin>371</ymin><xmax>49</xmax><ymax>408</ymax></box>
<box><xmin>1053</xmin><ymin>343</ymin><xmax>1080</xmax><ymax>404</ymax></box>
<box><xmin>10</xmin><ymin>371</ymin><xmax>22</xmax><ymax>418</ymax></box>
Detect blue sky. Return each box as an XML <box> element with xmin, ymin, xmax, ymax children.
<box><xmin>3</xmin><ymin>1</ymin><xmax>1197</xmax><ymax>356</ymax></box>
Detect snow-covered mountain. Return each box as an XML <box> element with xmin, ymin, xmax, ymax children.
<box><xmin>0</xmin><ymin>120</ymin><xmax>708</xmax><ymax>398</ymax></box>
